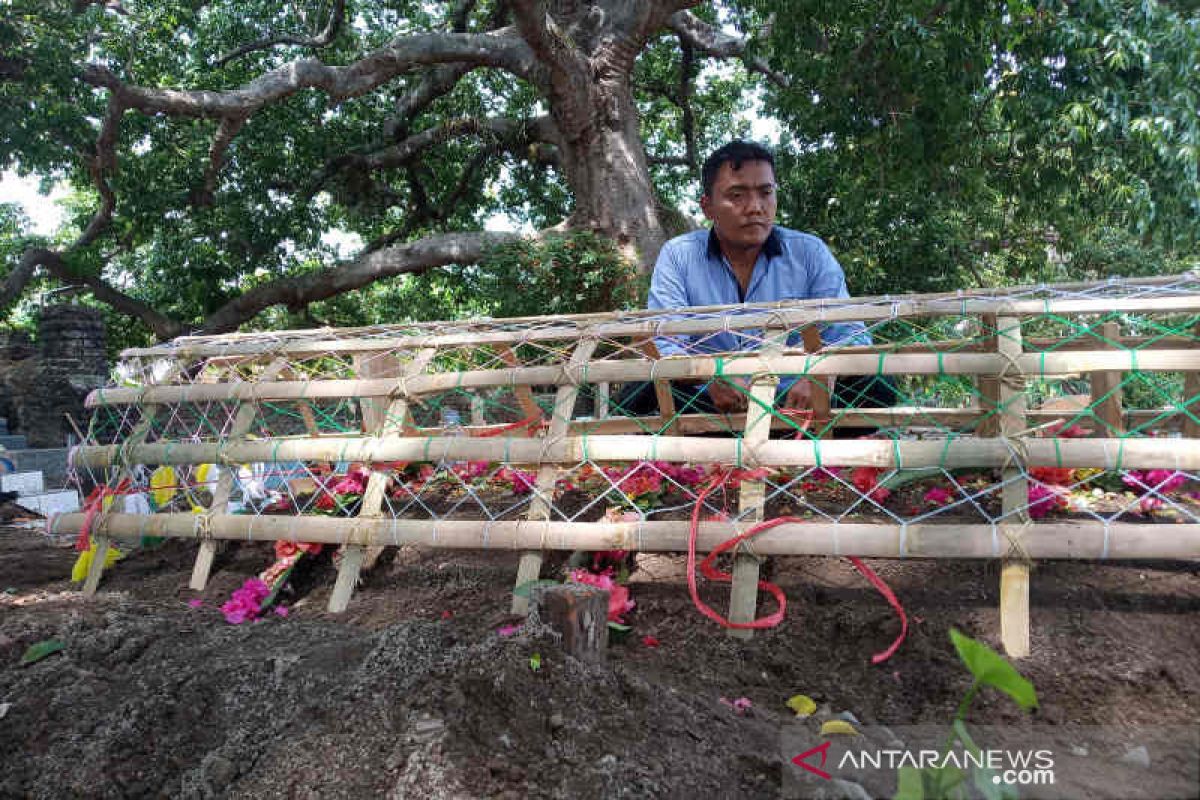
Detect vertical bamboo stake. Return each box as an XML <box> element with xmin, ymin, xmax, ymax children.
<box><xmin>997</xmin><ymin>315</ymin><xmax>1031</xmax><ymax>658</ymax></box>
<box><xmin>977</xmin><ymin>314</ymin><xmax>1001</xmax><ymax>439</ymax></box>
<box><xmin>596</xmin><ymin>381</ymin><xmax>610</xmax><ymax>418</ymax></box>
<box><xmin>328</xmin><ymin>347</ymin><xmax>436</xmax><ymax>613</ymax></box>
<box><xmin>511</xmin><ymin>338</ymin><xmax>598</xmax><ymax>615</ymax></box>
<box><xmin>728</xmin><ymin>328</ymin><xmax>785</xmax><ymax>639</ymax></box>
<box><xmin>190</xmin><ymin>358</ymin><xmax>289</xmax><ymax>591</ymax></box>
<box><xmin>355</xmin><ymin>351</ymin><xmax>403</xmax><ymax>432</ymax></box>
<box><xmin>1090</xmin><ymin>321</ymin><xmax>1124</xmax><ymax>435</ymax></box>
<box><xmin>497</xmin><ymin>344</ymin><xmax>542</xmax><ymax>424</ymax></box>
<box><xmin>799</xmin><ymin>326</ymin><xmax>831</xmax><ymax>437</ymax></box>
<box><xmin>85</xmin><ymin>361</ymin><xmax>185</xmax><ymax>595</ymax></box>
<box><xmin>470</xmin><ymin>392</ymin><xmax>486</xmax><ymax>426</ymax></box>
<box><xmin>1183</xmin><ymin>324</ymin><xmax>1200</xmax><ymax>439</ymax></box>
<box><xmin>638</xmin><ymin>340</ymin><xmax>678</xmax><ymax>434</ymax></box>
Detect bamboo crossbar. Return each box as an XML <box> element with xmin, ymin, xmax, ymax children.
<box><xmin>119</xmin><ymin>271</ymin><xmax>1200</xmax><ymax>359</ymax></box>
<box><xmin>87</xmin><ymin>348</ymin><xmax>1200</xmax><ymax>407</ymax></box>
<box><xmin>46</xmin><ymin>512</ymin><xmax>1200</xmax><ymax>561</ymax></box>
<box><xmin>70</xmin><ymin>435</ymin><xmax>1200</xmax><ymax>471</ymax></box>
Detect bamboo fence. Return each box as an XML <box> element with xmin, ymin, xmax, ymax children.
<box><xmin>50</xmin><ymin>271</ymin><xmax>1200</xmax><ymax>655</ymax></box>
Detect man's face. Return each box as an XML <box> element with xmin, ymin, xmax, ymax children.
<box><xmin>700</xmin><ymin>159</ymin><xmax>777</xmax><ymax>252</ymax></box>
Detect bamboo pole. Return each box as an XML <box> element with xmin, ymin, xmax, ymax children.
<box><xmin>728</xmin><ymin>327</ymin><xmax>785</xmax><ymax>639</ymax></box>
<box><xmin>86</xmin><ymin>349</ymin><xmax>1200</xmax><ymax>408</ymax></box>
<box><xmin>638</xmin><ymin>339</ymin><xmax>679</xmax><ymax>434</ymax></box>
<box><xmin>119</xmin><ymin>272</ymin><xmax>1200</xmax><ymax>359</ymax></box>
<box><xmin>997</xmin><ymin>315</ymin><xmax>1030</xmax><ymax>658</ymax></box>
<box><xmin>190</xmin><ymin>358</ymin><xmax>289</xmax><ymax>590</ymax></box>
<box><xmin>72</xmin><ymin>434</ymin><xmax>1200</xmax><ymax>472</ymax></box>
<box><xmin>497</xmin><ymin>344</ymin><xmax>543</xmax><ymax>426</ymax></box>
<box><xmin>1184</xmin><ymin>323</ymin><xmax>1200</xmax><ymax>440</ymax></box>
<box><xmin>1089</xmin><ymin>321</ymin><xmax>1124</xmax><ymax>436</ymax></box>
<box><xmin>328</xmin><ymin>347</ymin><xmax>437</xmax><ymax>613</ymax></box>
<box><xmin>511</xmin><ymin>339</ymin><xmax>598</xmax><ymax>615</ymax></box>
<box><xmin>84</xmin><ymin>361</ymin><xmax>184</xmax><ymax>595</ymax></box>
<box><xmin>50</xmin><ymin>512</ymin><xmax>1200</xmax><ymax>561</ymax></box>
<box><xmin>977</xmin><ymin>314</ymin><xmax>1001</xmax><ymax>439</ymax></box>
<box><xmin>120</xmin><ymin>331</ymin><xmax>1200</xmax><ymax>364</ymax></box>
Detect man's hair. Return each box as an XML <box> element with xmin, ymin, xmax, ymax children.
<box><xmin>701</xmin><ymin>140</ymin><xmax>775</xmax><ymax>197</ymax></box>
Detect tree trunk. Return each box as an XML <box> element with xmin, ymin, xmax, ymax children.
<box><xmin>544</xmin><ymin>19</ymin><xmax>675</xmax><ymax>273</ymax></box>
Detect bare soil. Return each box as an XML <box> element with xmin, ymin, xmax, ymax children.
<box><xmin>1</xmin><ymin>516</ymin><xmax>1198</xmax><ymax>799</ymax></box>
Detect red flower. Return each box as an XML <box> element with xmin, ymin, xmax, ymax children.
<box><xmin>569</xmin><ymin>569</ymin><xmax>635</xmax><ymax>623</ymax></box>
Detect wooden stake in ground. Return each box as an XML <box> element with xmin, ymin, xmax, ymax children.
<box><xmin>328</xmin><ymin>347</ymin><xmax>435</xmax><ymax>613</ymax></box>
<box><xmin>532</xmin><ymin>583</ymin><xmax>609</xmax><ymax>663</ymax></box>
<box><xmin>1090</xmin><ymin>321</ymin><xmax>1124</xmax><ymax>436</ymax></box>
<box><xmin>191</xmin><ymin>358</ymin><xmax>288</xmax><ymax>591</ymax></box>
<box><xmin>511</xmin><ymin>338</ymin><xmax>598</xmax><ymax>615</ymax></box>
<box><xmin>728</xmin><ymin>327</ymin><xmax>785</xmax><ymax>639</ymax></box>
<box><xmin>997</xmin><ymin>315</ymin><xmax>1031</xmax><ymax>658</ymax></box>
<box><xmin>85</xmin><ymin>360</ymin><xmax>184</xmax><ymax>596</ymax></box>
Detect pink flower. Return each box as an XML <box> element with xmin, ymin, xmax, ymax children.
<box><xmin>220</xmin><ymin>578</ymin><xmax>271</xmax><ymax>625</ymax></box>
<box><xmin>642</xmin><ymin>635</ymin><xmax>660</xmax><ymax>648</ymax></box>
<box><xmin>497</xmin><ymin>624</ymin><xmax>521</xmax><ymax>637</ymax></box>
<box><xmin>923</xmin><ymin>487</ymin><xmax>953</xmax><ymax>507</ymax></box>
<box><xmin>720</xmin><ymin>696</ymin><xmax>753</xmax><ymax>714</ymax></box>
<box><xmin>569</xmin><ymin>569</ymin><xmax>635</xmax><ymax>623</ymax></box>
<box><xmin>1139</xmin><ymin>496</ymin><xmax>1164</xmax><ymax>515</ymax></box>
<box><xmin>274</xmin><ymin>605</ymin><xmax>290</xmax><ymax>617</ymax></box>
<box><xmin>1028</xmin><ymin>484</ymin><xmax>1068</xmax><ymax>519</ymax></box>
<box><xmin>497</xmin><ymin>467</ymin><xmax>536</xmax><ymax>495</ymax></box>
<box><xmin>187</xmin><ymin>598</ymin><xmax>204</xmax><ymax>609</ymax></box>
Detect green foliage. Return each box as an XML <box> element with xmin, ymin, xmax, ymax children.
<box><xmin>949</xmin><ymin>628</ymin><xmax>1038</xmax><ymax>712</ymax></box>
<box><xmin>458</xmin><ymin>232</ymin><xmax>646</xmax><ymax>318</ymax></box>
<box><xmin>894</xmin><ymin>629</ymin><xmax>1035</xmax><ymax>799</ymax></box>
<box><xmin>4</xmin><ymin>0</ymin><xmax>1199</xmax><ymax>341</ymax></box>
<box><xmin>20</xmin><ymin>639</ymin><xmax>65</xmax><ymax>665</ymax></box>
<box><xmin>757</xmin><ymin>0</ymin><xmax>1200</xmax><ymax>296</ymax></box>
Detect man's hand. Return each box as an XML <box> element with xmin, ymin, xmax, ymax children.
<box><xmin>707</xmin><ymin>377</ymin><xmax>750</xmax><ymax>413</ymax></box>
<box><xmin>782</xmin><ymin>377</ymin><xmax>827</xmax><ymax>410</ymax></box>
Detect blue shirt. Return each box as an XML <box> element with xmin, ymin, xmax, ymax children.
<box><xmin>646</xmin><ymin>226</ymin><xmax>871</xmax><ymax>357</ymax></box>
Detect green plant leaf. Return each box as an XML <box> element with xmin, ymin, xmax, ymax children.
<box><xmin>529</xmin><ymin>652</ymin><xmax>542</xmax><ymax>671</ymax></box>
<box><xmin>949</xmin><ymin>629</ymin><xmax>1038</xmax><ymax>711</ymax></box>
<box><xmin>21</xmin><ymin>639</ymin><xmax>65</xmax><ymax>665</ymax></box>
<box><xmin>512</xmin><ymin>579</ymin><xmax>560</xmax><ymax>598</ymax></box>
<box><xmin>895</xmin><ymin>766</ymin><xmax>925</xmax><ymax>800</ymax></box>
<box><xmin>954</xmin><ymin>720</ymin><xmax>1018</xmax><ymax>800</ymax></box>
<box><xmin>607</xmin><ymin>622</ymin><xmax>631</xmax><ymax>632</ymax></box>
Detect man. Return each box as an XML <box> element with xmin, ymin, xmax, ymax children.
<box><xmin>619</xmin><ymin>140</ymin><xmax>893</xmax><ymax>418</ymax></box>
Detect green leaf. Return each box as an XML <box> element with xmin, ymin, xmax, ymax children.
<box><xmin>607</xmin><ymin>622</ymin><xmax>632</xmax><ymax>632</ymax></box>
<box><xmin>529</xmin><ymin>652</ymin><xmax>542</xmax><ymax>671</ymax></box>
<box><xmin>20</xmin><ymin>639</ymin><xmax>65</xmax><ymax>665</ymax></box>
<box><xmin>949</xmin><ymin>629</ymin><xmax>1038</xmax><ymax>711</ymax></box>
<box><xmin>512</xmin><ymin>579</ymin><xmax>560</xmax><ymax>598</ymax></box>
<box><xmin>895</xmin><ymin>766</ymin><xmax>926</xmax><ymax>800</ymax></box>
<box><xmin>954</xmin><ymin>720</ymin><xmax>1018</xmax><ymax>800</ymax></box>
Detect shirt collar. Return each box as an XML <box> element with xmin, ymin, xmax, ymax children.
<box><xmin>706</xmin><ymin>225</ymin><xmax>783</xmax><ymax>261</ymax></box>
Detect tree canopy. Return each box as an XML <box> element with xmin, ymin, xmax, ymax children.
<box><xmin>2</xmin><ymin>0</ymin><xmax>1197</xmax><ymax>349</ymax></box>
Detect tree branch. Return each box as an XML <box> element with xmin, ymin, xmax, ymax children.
<box><xmin>82</xmin><ymin>27</ymin><xmax>535</xmax><ymax>116</ymax></box>
<box><xmin>510</xmin><ymin>0</ymin><xmax>583</xmax><ymax>74</ymax></box>
<box><xmin>215</xmin><ymin>0</ymin><xmax>347</xmax><ymax>67</ymax></box>
<box><xmin>197</xmin><ymin>230</ymin><xmax>524</xmax><ymax>335</ymax></box>
<box><xmin>667</xmin><ymin>10</ymin><xmax>789</xmax><ymax>88</ymax></box>
<box><xmin>196</xmin><ymin>115</ymin><xmax>247</xmax><ymax>206</ymax></box>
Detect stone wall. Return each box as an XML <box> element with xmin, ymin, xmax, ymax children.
<box><xmin>0</xmin><ymin>305</ymin><xmax>109</xmax><ymax>448</ymax></box>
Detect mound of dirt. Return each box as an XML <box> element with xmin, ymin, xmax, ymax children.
<box><xmin>2</xmin><ymin>526</ymin><xmax>1198</xmax><ymax>798</ymax></box>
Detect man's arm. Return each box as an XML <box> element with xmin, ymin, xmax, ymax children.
<box><xmin>646</xmin><ymin>242</ymin><xmax>691</xmax><ymax>357</ymax></box>
<box><xmin>807</xmin><ymin>241</ymin><xmax>870</xmax><ymax>347</ymax></box>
